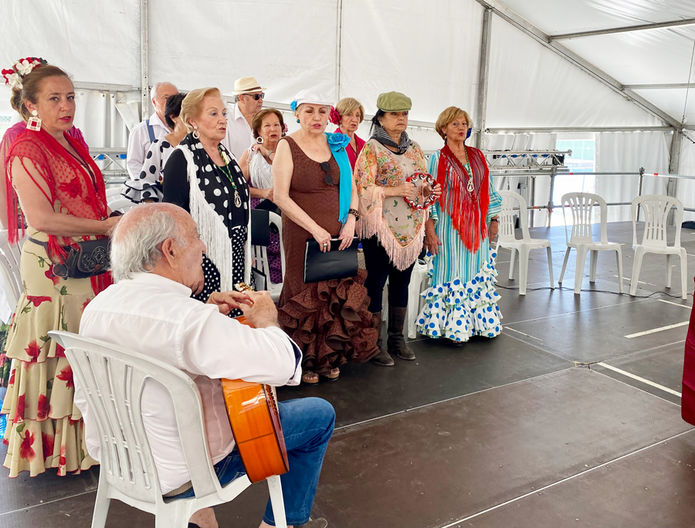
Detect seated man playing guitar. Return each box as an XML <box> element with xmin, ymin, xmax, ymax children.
<box><xmin>77</xmin><ymin>202</ymin><xmax>334</xmax><ymax>528</ymax></box>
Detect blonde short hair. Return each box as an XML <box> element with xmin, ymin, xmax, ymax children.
<box><xmin>335</xmin><ymin>97</ymin><xmax>365</xmax><ymax>123</ymax></box>
<box><xmin>435</xmin><ymin>106</ymin><xmax>472</xmax><ymax>141</ymax></box>
<box><xmin>180</xmin><ymin>87</ymin><xmax>222</xmax><ymax>132</ymax></box>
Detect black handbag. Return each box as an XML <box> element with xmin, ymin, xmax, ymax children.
<box><xmin>29</xmin><ymin>237</ymin><xmax>111</xmax><ymax>279</ymax></box>
<box><xmin>303</xmin><ymin>237</ymin><xmax>359</xmax><ymax>283</ymax></box>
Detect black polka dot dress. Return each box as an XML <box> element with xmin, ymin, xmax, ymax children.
<box><xmin>122</xmin><ymin>139</ymin><xmax>174</xmax><ymax>203</ymax></box>
<box><xmin>162</xmin><ymin>139</ymin><xmax>250</xmax><ymax>315</ymax></box>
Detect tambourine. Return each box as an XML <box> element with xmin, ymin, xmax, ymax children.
<box><xmin>404</xmin><ymin>172</ymin><xmax>437</xmax><ymax>210</ymax></box>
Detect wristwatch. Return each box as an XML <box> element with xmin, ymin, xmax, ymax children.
<box><xmin>348</xmin><ymin>208</ymin><xmax>360</xmax><ymax>221</ymax></box>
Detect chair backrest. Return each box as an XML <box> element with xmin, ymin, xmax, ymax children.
<box><xmin>631</xmin><ymin>194</ymin><xmax>684</xmax><ymax>249</ymax></box>
<box><xmin>251</xmin><ymin>211</ymin><xmax>284</xmax><ymax>286</ymax></box>
<box><xmin>498</xmin><ymin>191</ymin><xmax>531</xmax><ymax>242</ymax></box>
<box><xmin>107</xmin><ymin>196</ymin><xmax>137</xmax><ymax>214</ymax></box>
<box><xmin>561</xmin><ymin>192</ymin><xmax>608</xmax><ymax>245</ymax></box>
<box><xmin>0</xmin><ymin>230</ymin><xmax>23</xmax><ymax>308</ymax></box>
<box><xmin>48</xmin><ymin>331</ymin><xmax>223</xmax><ymax>506</ymax></box>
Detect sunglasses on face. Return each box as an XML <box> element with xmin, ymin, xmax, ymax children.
<box><xmin>319</xmin><ymin>161</ymin><xmax>335</xmax><ymax>185</ymax></box>
<box><xmin>246</xmin><ymin>93</ymin><xmax>265</xmax><ymax>101</ymax></box>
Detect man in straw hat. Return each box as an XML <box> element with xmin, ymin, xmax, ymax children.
<box><xmin>222</xmin><ymin>75</ymin><xmax>266</xmax><ymax>159</ymax></box>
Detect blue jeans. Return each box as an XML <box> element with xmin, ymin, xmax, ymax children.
<box><xmin>173</xmin><ymin>397</ymin><xmax>335</xmax><ymax>526</ymax></box>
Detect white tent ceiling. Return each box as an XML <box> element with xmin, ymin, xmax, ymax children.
<box><xmin>1</xmin><ymin>0</ymin><xmax>695</xmax><ymax>156</ymax></box>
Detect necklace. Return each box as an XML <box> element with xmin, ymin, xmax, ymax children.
<box><xmin>217</xmin><ymin>146</ymin><xmax>242</xmax><ymax>208</ymax></box>
<box><xmin>451</xmin><ymin>146</ymin><xmax>474</xmax><ymax>193</ymax></box>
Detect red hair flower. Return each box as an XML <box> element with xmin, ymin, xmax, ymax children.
<box><xmin>329</xmin><ymin>106</ymin><xmax>341</xmax><ymax>125</ymax></box>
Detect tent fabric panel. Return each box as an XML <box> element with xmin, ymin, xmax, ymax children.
<box><xmin>148</xmin><ymin>0</ymin><xmax>339</xmax><ymax>103</ymax></box>
<box><xmin>339</xmin><ymin>0</ymin><xmax>484</xmax><ymax>123</ymax></box>
<box><xmin>0</xmin><ymin>0</ymin><xmax>140</xmax><ymax>87</ymax></box>
<box><xmin>485</xmin><ymin>16</ymin><xmax>664</xmax><ymax>128</ymax></box>
<box><xmin>632</xmin><ymin>88</ymin><xmax>695</xmax><ymax>126</ymax></box>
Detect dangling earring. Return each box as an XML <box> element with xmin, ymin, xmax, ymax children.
<box><xmin>256</xmin><ymin>136</ymin><xmax>264</xmax><ymax>144</ymax></box>
<box><xmin>27</xmin><ymin>110</ymin><xmax>41</xmax><ymax>131</ymax></box>
<box><xmin>192</xmin><ymin>126</ymin><xmax>200</xmax><ymax>140</ymax></box>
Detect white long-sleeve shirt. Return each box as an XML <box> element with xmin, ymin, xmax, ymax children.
<box><xmin>126</xmin><ymin>112</ymin><xmax>170</xmax><ymax>179</ymax></box>
<box><xmin>221</xmin><ymin>104</ymin><xmax>254</xmax><ymax>161</ymax></box>
<box><xmin>77</xmin><ymin>272</ymin><xmax>301</xmax><ymax>493</ymax></box>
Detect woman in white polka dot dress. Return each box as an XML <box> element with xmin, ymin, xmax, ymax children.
<box><xmin>162</xmin><ymin>88</ymin><xmax>251</xmax><ymax>307</ymax></box>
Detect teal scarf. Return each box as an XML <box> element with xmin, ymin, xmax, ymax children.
<box><xmin>325</xmin><ymin>132</ymin><xmax>352</xmax><ymax>224</ymax></box>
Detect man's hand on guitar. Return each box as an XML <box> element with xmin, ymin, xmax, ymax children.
<box><xmin>207</xmin><ymin>290</ymin><xmax>253</xmax><ymax>315</ymax></box>
<box><xmin>240</xmin><ymin>291</ymin><xmax>279</xmax><ymax>328</ymax></box>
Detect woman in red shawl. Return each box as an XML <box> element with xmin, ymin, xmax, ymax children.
<box><xmin>415</xmin><ymin>106</ymin><xmax>502</xmax><ymax>344</ymax></box>
<box><xmin>0</xmin><ymin>60</ymin><xmax>119</xmax><ymax>477</ymax></box>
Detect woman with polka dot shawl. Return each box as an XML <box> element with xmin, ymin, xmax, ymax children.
<box><xmin>163</xmin><ymin>88</ymin><xmax>251</xmax><ymax>307</ymax></box>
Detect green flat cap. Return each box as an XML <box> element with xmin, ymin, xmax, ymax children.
<box><xmin>376</xmin><ymin>91</ymin><xmax>412</xmax><ymax>112</ymax></box>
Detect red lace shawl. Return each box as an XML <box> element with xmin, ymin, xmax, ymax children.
<box><xmin>436</xmin><ymin>145</ymin><xmax>490</xmax><ymax>252</ymax></box>
<box><xmin>6</xmin><ymin>128</ymin><xmax>111</xmax><ymax>291</ymax></box>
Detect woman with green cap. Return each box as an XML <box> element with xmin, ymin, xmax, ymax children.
<box><xmin>354</xmin><ymin>91</ymin><xmax>440</xmax><ymax>366</ymax></box>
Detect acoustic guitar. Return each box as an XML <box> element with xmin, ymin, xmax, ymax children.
<box><xmin>221</xmin><ymin>283</ymin><xmax>289</xmax><ymax>483</ymax></box>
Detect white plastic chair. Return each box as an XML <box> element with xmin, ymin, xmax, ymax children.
<box><xmin>406</xmin><ymin>260</ymin><xmax>429</xmax><ymax>338</ymax></box>
<box><xmin>107</xmin><ymin>195</ymin><xmax>137</xmax><ymax>214</ymax></box>
<box><xmin>251</xmin><ymin>211</ymin><xmax>284</xmax><ymax>301</ymax></box>
<box><xmin>497</xmin><ymin>191</ymin><xmax>554</xmax><ymax>295</ymax></box>
<box><xmin>558</xmin><ymin>192</ymin><xmax>624</xmax><ymax>294</ymax></box>
<box><xmin>48</xmin><ymin>330</ymin><xmax>287</xmax><ymax>528</ymax></box>
<box><xmin>0</xmin><ymin>230</ymin><xmax>24</xmax><ymax>309</ymax></box>
<box><xmin>630</xmin><ymin>195</ymin><xmax>687</xmax><ymax>299</ymax></box>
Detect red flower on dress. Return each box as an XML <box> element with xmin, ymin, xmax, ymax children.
<box><xmin>59</xmin><ymin>444</ymin><xmax>66</xmax><ymax>467</ymax></box>
<box><xmin>45</xmin><ymin>265</ymin><xmax>60</xmax><ymax>285</ymax></box>
<box><xmin>13</xmin><ymin>394</ymin><xmax>25</xmax><ymax>422</ymax></box>
<box><xmin>56</xmin><ymin>365</ymin><xmax>74</xmax><ymax>388</ymax></box>
<box><xmin>8</xmin><ymin>367</ymin><xmax>15</xmax><ymax>385</ymax></box>
<box><xmin>37</xmin><ymin>394</ymin><xmax>49</xmax><ymax>420</ymax></box>
<box><xmin>24</xmin><ymin>340</ymin><xmax>41</xmax><ymax>361</ymax></box>
<box><xmin>26</xmin><ymin>295</ymin><xmax>52</xmax><ymax>307</ymax></box>
<box><xmin>55</xmin><ymin>344</ymin><xmax>66</xmax><ymax>357</ymax></box>
<box><xmin>59</xmin><ymin>177</ymin><xmax>82</xmax><ymax>198</ymax></box>
<box><xmin>19</xmin><ymin>430</ymin><xmax>35</xmax><ymax>460</ymax></box>
<box><xmin>42</xmin><ymin>432</ymin><xmax>54</xmax><ymax>461</ymax></box>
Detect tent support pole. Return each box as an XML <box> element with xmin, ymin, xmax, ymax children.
<box><xmin>474</xmin><ymin>7</ymin><xmax>492</xmax><ymax>149</ymax></box>
<box><xmin>140</xmin><ymin>0</ymin><xmax>150</xmax><ymax>120</ymax></box>
<box><xmin>335</xmin><ymin>0</ymin><xmax>343</xmax><ymax>101</ymax></box>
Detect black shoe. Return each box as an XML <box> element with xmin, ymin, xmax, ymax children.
<box><xmin>371</xmin><ymin>348</ymin><xmax>395</xmax><ymax>367</ymax></box>
<box><xmin>387</xmin><ymin>305</ymin><xmax>416</xmax><ymax>361</ymax></box>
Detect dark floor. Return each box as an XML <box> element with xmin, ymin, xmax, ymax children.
<box><xmin>1</xmin><ymin>221</ymin><xmax>695</xmax><ymax>528</ymax></box>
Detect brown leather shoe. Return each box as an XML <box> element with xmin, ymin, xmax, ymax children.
<box><xmin>370</xmin><ymin>311</ymin><xmax>395</xmax><ymax>367</ymax></box>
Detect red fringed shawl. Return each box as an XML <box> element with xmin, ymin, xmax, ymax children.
<box><xmin>6</xmin><ymin>128</ymin><xmax>112</xmax><ymax>293</ymax></box>
<box><xmin>436</xmin><ymin>145</ymin><xmax>490</xmax><ymax>252</ymax></box>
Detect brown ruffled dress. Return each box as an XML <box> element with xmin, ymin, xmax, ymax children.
<box><xmin>278</xmin><ymin>137</ymin><xmax>378</xmax><ymax>374</ymax></box>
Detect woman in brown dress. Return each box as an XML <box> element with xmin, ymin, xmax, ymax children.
<box><xmin>273</xmin><ymin>90</ymin><xmax>378</xmax><ymax>384</ymax></box>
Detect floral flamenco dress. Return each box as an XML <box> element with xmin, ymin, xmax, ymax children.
<box><xmin>416</xmin><ymin>145</ymin><xmax>502</xmax><ymax>343</ymax></box>
<box><xmin>1</xmin><ymin>128</ymin><xmax>112</xmax><ymax>476</ymax></box>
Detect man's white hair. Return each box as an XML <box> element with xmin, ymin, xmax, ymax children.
<box><xmin>151</xmin><ymin>81</ymin><xmax>173</xmax><ymax>101</ymax></box>
<box><xmin>110</xmin><ymin>204</ymin><xmax>186</xmax><ymax>282</ymax></box>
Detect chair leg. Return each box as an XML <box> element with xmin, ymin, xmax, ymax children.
<box><xmin>630</xmin><ymin>247</ymin><xmax>643</xmax><ymax>296</ymax></box>
<box><xmin>518</xmin><ymin>246</ymin><xmax>529</xmax><ymax>295</ymax></box>
<box><xmin>666</xmin><ymin>254</ymin><xmax>673</xmax><ymax>289</ymax></box>
<box><xmin>616</xmin><ymin>246</ymin><xmax>624</xmax><ymax>294</ymax></box>
<box><xmin>680</xmin><ymin>249</ymin><xmax>688</xmax><ymax>300</ymax></box>
<box><xmin>589</xmin><ymin>250</ymin><xmax>598</xmax><ymax>283</ymax></box>
<box><xmin>559</xmin><ymin>247</ymin><xmax>571</xmax><ymax>285</ymax></box>
<box><xmin>574</xmin><ymin>247</ymin><xmax>589</xmax><ymax>294</ymax></box>
<box><xmin>267</xmin><ymin>475</ymin><xmax>288</xmax><ymax>528</ymax></box>
<box><xmin>546</xmin><ymin>246</ymin><xmax>554</xmax><ymax>289</ymax></box>
<box><xmin>90</xmin><ymin>484</ymin><xmax>111</xmax><ymax>528</ymax></box>
<box><xmin>509</xmin><ymin>248</ymin><xmax>516</xmax><ymax>280</ymax></box>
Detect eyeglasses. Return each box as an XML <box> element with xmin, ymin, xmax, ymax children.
<box><xmin>246</xmin><ymin>93</ymin><xmax>265</xmax><ymax>101</ymax></box>
<box><xmin>319</xmin><ymin>161</ymin><xmax>335</xmax><ymax>185</ymax></box>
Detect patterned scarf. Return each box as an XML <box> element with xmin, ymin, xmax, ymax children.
<box><xmin>371</xmin><ymin>123</ymin><xmax>411</xmax><ymax>155</ymax></box>
<box><xmin>436</xmin><ymin>144</ymin><xmax>490</xmax><ymax>252</ymax></box>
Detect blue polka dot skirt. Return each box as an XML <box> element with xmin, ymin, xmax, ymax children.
<box><xmin>415</xmin><ymin>252</ymin><xmax>502</xmax><ymax>342</ymax></box>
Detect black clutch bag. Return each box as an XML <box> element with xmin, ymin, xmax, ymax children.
<box><xmin>304</xmin><ymin>238</ymin><xmax>359</xmax><ymax>283</ymax></box>
<box><xmin>53</xmin><ymin>239</ymin><xmax>110</xmax><ymax>279</ymax></box>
